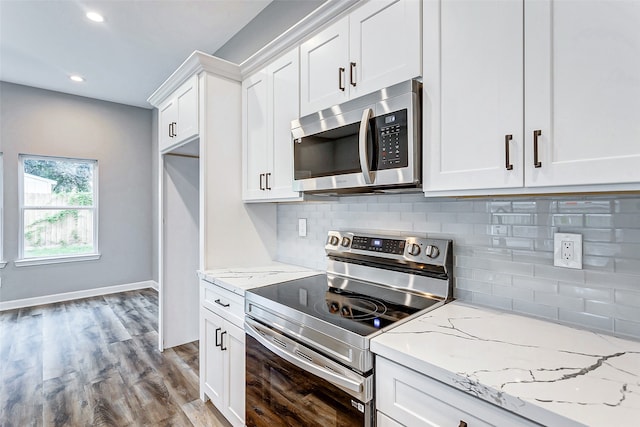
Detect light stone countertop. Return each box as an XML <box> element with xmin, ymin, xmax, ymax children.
<box><xmin>197</xmin><ymin>262</ymin><xmax>321</xmax><ymax>296</ymax></box>
<box><xmin>371</xmin><ymin>301</ymin><xmax>640</xmax><ymax>427</ymax></box>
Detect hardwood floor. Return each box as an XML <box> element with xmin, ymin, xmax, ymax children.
<box><xmin>0</xmin><ymin>289</ymin><xmax>231</xmax><ymax>427</ymax></box>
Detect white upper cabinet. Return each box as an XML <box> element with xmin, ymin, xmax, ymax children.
<box><xmin>423</xmin><ymin>0</ymin><xmax>524</xmax><ymax>192</ymax></box>
<box><xmin>524</xmin><ymin>0</ymin><xmax>640</xmax><ymax>188</ymax></box>
<box><xmin>158</xmin><ymin>75</ymin><xmax>199</xmax><ymax>152</ymax></box>
<box><xmin>300</xmin><ymin>0</ymin><xmax>421</xmax><ymax>117</ymax></box>
<box><xmin>424</xmin><ymin>0</ymin><xmax>640</xmax><ymax>195</ymax></box>
<box><xmin>242</xmin><ymin>48</ymin><xmax>302</xmax><ymax>202</ymax></box>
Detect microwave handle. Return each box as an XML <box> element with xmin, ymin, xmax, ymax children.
<box><xmin>358</xmin><ymin>108</ymin><xmax>374</xmax><ymax>184</ymax></box>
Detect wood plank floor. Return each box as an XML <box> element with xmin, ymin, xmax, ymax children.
<box><xmin>0</xmin><ymin>288</ymin><xmax>231</xmax><ymax>427</ymax></box>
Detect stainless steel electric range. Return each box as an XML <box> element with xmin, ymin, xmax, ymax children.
<box><xmin>244</xmin><ymin>230</ymin><xmax>453</xmax><ymax>427</ymax></box>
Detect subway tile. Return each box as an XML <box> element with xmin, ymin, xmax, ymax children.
<box><xmin>387</xmin><ymin>202</ymin><xmax>414</xmax><ymax>212</ymax></box>
<box><xmin>492</xmin><ymin>213</ymin><xmax>533</xmax><ymax>225</ymax></box>
<box><xmin>583</xmin><ymin>242</ymin><xmax>622</xmax><ymax>257</ymax></box>
<box><xmin>614</xmin><ymin>289</ymin><xmax>640</xmax><ymax>307</ymax></box>
<box><xmin>457</xmin><ymin>212</ymin><xmax>493</xmax><ymax>224</ymax></box>
<box><xmin>442</xmin><ymin>223</ymin><xmax>475</xmax><ymax>235</ymax></box>
<box><xmin>582</xmin><ymin>256</ymin><xmax>615</xmax><ymax>272</ymax></box>
<box><xmin>492</xmin><ymin>284</ymin><xmax>534</xmax><ymax>301</ymax></box>
<box><xmin>512</xmin><ymin>225</ymin><xmax>555</xmax><ymax>239</ymax></box>
<box><xmin>413</xmin><ymin>222</ymin><xmax>442</xmax><ymax>233</ymax></box>
<box><xmin>573</xmin><ymin>228</ymin><xmax>615</xmax><ymax>243</ymax></box>
<box><xmin>453</xmin><ymin>288</ymin><xmax>473</xmax><ymax>301</ymax></box>
<box><xmin>615</xmin><ymin>258</ymin><xmax>640</xmax><ymax>275</ymax></box>
<box><xmin>533</xmin><ymin>213</ymin><xmax>553</xmax><ymax>226</ymax></box>
<box><xmin>440</xmin><ymin>201</ymin><xmax>476</xmax><ymax>212</ymax></box>
<box><xmin>413</xmin><ymin>201</ymin><xmax>442</xmax><ymax>212</ymax></box>
<box><xmin>491</xmin><ymin>237</ymin><xmax>535</xmax><ymax>250</ymax></box>
<box><xmin>400</xmin><ymin>194</ymin><xmax>425</xmax><ymax>203</ymax></box>
<box><xmin>614</xmin><ymin>318</ymin><xmax>640</xmax><ymax>340</ymax></box>
<box><xmin>453</xmin><ymin>266</ymin><xmax>474</xmax><ymax>279</ymax></box>
<box><xmin>472</xmin><ymin>269</ymin><xmax>512</xmax><ymax>286</ymax></box>
<box><xmin>512</xmin><ymin>249</ymin><xmax>554</xmax><ymax>265</ymax></box>
<box><xmin>400</xmin><ymin>211</ymin><xmax>427</xmax><ymax>223</ymax></box>
<box><xmin>331</xmin><ymin>203</ymin><xmax>350</xmax><ymax>212</ymax></box>
<box><xmin>559</xmin><ymin>283</ymin><xmax>613</xmax><ymax>302</ymax></box>
<box><xmin>486</xmin><ymin>201</ymin><xmax>513</xmax><ymax>213</ymax></box>
<box><xmin>455</xmin><ymin>277</ymin><xmax>493</xmax><ymax>294</ymax></box>
<box><xmin>552</xmin><ymin>214</ymin><xmax>584</xmax><ymax>227</ymax></box>
<box><xmin>584</xmin><ymin>271</ymin><xmax>640</xmax><ymax>291</ymax></box>
<box><xmin>427</xmin><ymin>212</ymin><xmax>458</xmax><ymax>223</ymax></box>
<box><xmin>513</xmin><ymin>276</ymin><xmax>558</xmax><ymax>293</ymax></box>
<box><xmin>585</xmin><ymin>300</ymin><xmax>640</xmax><ymax>323</ymax></box>
<box><xmin>513</xmin><ymin>300</ymin><xmax>559</xmax><ymax>320</ymax></box>
<box><xmin>615</xmin><ymin>228</ymin><xmax>640</xmax><ymax>243</ymax></box>
<box><xmin>585</xmin><ymin>214</ymin><xmax>613</xmax><ymax>228</ymax></box>
<box><xmin>462</xmin><ymin>246</ymin><xmax>513</xmax><ymax>260</ymax></box>
<box><xmin>479</xmin><ymin>224</ymin><xmax>511</xmax><ymax>237</ymax></box>
<box><xmin>534</xmin><ymin>238</ymin><xmax>555</xmax><ymax>252</ymax></box>
<box><xmin>558</xmin><ymin>309</ymin><xmax>613</xmax><ymax>333</ymax></box>
<box><xmin>534</xmin><ymin>291</ymin><xmax>584</xmax><ymax>312</ymax></box>
<box><xmin>557</xmin><ymin>200</ymin><xmax>613</xmax><ymax>213</ymax></box>
<box><xmin>613</xmin><ymin>198</ymin><xmax>640</xmax><ymax>213</ymax></box>
<box><xmin>472</xmin><ymin>292</ymin><xmax>513</xmax><ymax>311</ymax></box>
<box><xmin>534</xmin><ymin>264</ymin><xmax>585</xmax><ymax>284</ymax></box>
<box><xmin>511</xmin><ymin>201</ymin><xmax>541</xmax><ymax>213</ymax></box>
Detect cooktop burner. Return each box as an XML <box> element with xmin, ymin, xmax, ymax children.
<box><xmin>249</xmin><ymin>273</ymin><xmax>439</xmax><ymax>337</ymax></box>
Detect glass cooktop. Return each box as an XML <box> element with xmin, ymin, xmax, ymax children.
<box><xmin>247</xmin><ymin>273</ymin><xmax>441</xmax><ymax>337</ymax></box>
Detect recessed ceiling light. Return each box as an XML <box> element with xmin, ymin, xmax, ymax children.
<box><xmin>86</xmin><ymin>11</ymin><xmax>104</xmax><ymax>23</ymax></box>
<box><xmin>70</xmin><ymin>75</ymin><xmax>85</xmax><ymax>83</ymax></box>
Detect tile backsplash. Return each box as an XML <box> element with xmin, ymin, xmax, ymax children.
<box><xmin>276</xmin><ymin>194</ymin><xmax>640</xmax><ymax>340</ymax></box>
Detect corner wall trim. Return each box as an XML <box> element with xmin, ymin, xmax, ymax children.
<box><xmin>0</xmin><ymin>280</ymin><xmax>158</xmax><ymax>312</ymax></box>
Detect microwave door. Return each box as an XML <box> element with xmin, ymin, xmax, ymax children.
<box><xmin>358</xmin><ymin>108</ymin><xmax>375</xmax><ymax>185</ymax></box>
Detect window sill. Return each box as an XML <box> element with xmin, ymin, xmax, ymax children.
<box><xmin>14</xmin><ymin>253</ymin><xmax>101</xmax><ymax>267</ymax></box>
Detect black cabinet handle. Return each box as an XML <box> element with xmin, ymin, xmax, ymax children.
<box><xmin>214</xmin><ymin>298</ymin><xmax>230</xmax><ymax>308</ymax></box>
<box><xmin>169</xmin><ymin>122</ymin><xmax>177</xmax><ymax>138</ymax></box>
<box><xmin>259</xmin><ymin>173</ymin><xmax>265</xmax><ymax>190</ymax></box>
<box><xmin>220</xmin><ymin>331</ymin><xmax>227</xmax><ymax>351</ymax></box>
<box><xmin>505</xmin><ymin>134</ymin><xmax>513</xmax><ymax>171</ymax></box>
<box><xmin>459</xmin><ymin>421</ymin><xmax>468</xmax><ymax>427</ymax></box>
<box><xmin>533</xmin><ymin>129</ymin><xmax>542</xmax><ymax>168</ymax></box>
<box><xmin>338</xmin><ymin>67</ymin><xmax>345</xmax><ymax>91</ymax></box>
<box><xmin>215</xmin><ymin>327</ymin><xmax>222</xmax><ymax>347</ymax></box>
<box><xmin>265</xmin><ymin>172</ymin><xmax>271</xmax><ymax>190</ymax></box>
<box><xmin>350</xmin><ymin>62</ymin><xmax>357</xmax><ymax>87</ymax></box>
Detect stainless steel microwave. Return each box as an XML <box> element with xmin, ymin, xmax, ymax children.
<box><xmin>291</xmin><ymin>79</ymin><xmax>422</xmax><ymax>194</ymax></box>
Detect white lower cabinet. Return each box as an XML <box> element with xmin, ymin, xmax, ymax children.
<box><xmin>376</xmin><ymin>357</ymin><xmax>539</xmax><ymax>427</ymax></box>
<box><xmin>200</xmin><ymin>280</ymin><xmax>245</xmax><ymax>427</ymax></box>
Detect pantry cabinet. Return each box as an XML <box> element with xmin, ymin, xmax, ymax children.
<box><xmin>376</xmin><ymin>357</ymin><xmax>538</xmax><ymax>427</ymax></box>
<box><xmin>158</xmin><ymin>75</ymin><xmax>198</xmax><ymax>152</ymax></box>
<box><xmin>242</xmin><ymin>48</ymin><xmax>302</xmax><ymax>202</ymax></box>
<box><xmin>300</xmin><ymin>0</ymin><xmax>421</xmax><ymax>117</ymax></box>
<box><xmin>200</xmin><ymin>279</ymin><xmax>245</xmax><ymax>427</ymax></box>
<box><xmin>423</xmin><ymin>0</ymin><xmax>640</xmax><ymax>195</ymax></box>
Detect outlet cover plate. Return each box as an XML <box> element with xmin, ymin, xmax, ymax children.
<box><xmin>554</xmin><ymin>233</ymin><xmax>582</xmax><ymax>269</ymax></box>
<box><xmin>298</xmin><ymin>218</ymin><xmax>307</xmax><ymax>237</ymax></box>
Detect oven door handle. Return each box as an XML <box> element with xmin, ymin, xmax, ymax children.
<box><xmin>245</xmin><ymin>319</ymin><xmax>364</xmax><ymax>394</ymax></box>
<box><xmin>358</xmin><ymin>108</ymin><xmax>374</xmax><ymax>185</ymax></box>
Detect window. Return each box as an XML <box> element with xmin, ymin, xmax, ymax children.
<box><xmin>17</xmin><ymin>154</ymin><xmax>99</xmax><ymax>266</ymax></box>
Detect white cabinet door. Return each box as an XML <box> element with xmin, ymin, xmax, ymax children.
<box><xmin>201</xmin><ymin>308</ymin><xmax>224</xmax><ymax>409</ymax></box>
<box><xmin>423</xmin><ymin>0</ymin><xmax>524</xmax><ymax>192</ymax></box>
<box><xmin>349</xmin><ymin>0</ymin><xmax>421</xmax><ymax>98</ymax></box>
<box><xmin>159</xmin><ymin>99</ymin><xmax>177</xmax><ymax>152</ymax></box>
<box><xmin>300</xmin><ymin>16</ymin><xmax>350</xmax><ymax>117</ymax></box>
<box><xmin>174</xmin><ymin>75</ymin><xmax>198</xmax><ymax>144</ymax></box>
<box><xmin>524</xmin><ymin>0</ymin><xmax>640</xmax><ymax>187</ymax></box>
<box><xmin>242</xmin><ymin>71</ymin><xmax>269</xmax><ymax>200</ymax></box>
<box><xmin>267</xmin><ymin>49</ymin><xmax>301</xmax><ymax>200</ymax></box>
<box><xmin>224</xmin><ymin>322</ymin><xmax>246</xmax><ymax>427</ymax></box>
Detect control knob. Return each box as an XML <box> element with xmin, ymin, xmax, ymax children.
<box><xmin>341</xmin><ymin>237</ymin><xmax>351</xmax><ymax>247</ymax></box>
<box><xmin>407</xmin><ymin>243</ymin><xmax>421</xmax><ymax>256</ymax></box>
<box><xmin>425</xmin><ymin>245</ymin><xmax>440</xmax><ymax>258</ymax></box>
<box><xmin>328</xmin><ymin>235</ymin><xmax>340</xmax><ymax>246</ymax></box>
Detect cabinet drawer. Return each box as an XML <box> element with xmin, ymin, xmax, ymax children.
<box><xmin>201</xmin><ymin>280</ymin><xmax>244</xmax><ymax>327</ymax></box>
<box><xmin>376</xmin><ymin>357</ymin><xmax>539</xmax><ymax>427</ymax></box>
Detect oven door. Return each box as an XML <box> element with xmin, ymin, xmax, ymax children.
<box><xmin>245</xmin><ymin>318</ymin><xmax>374</xmax><ymax>427</ymax></box>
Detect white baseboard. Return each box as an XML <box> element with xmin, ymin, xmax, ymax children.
<box><xmin>0</xmin><ymin>280</ymin><xmax>159</xmax><ymax>312</ymax></box>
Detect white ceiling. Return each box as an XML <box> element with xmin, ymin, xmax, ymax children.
<box><xmin>0</xmin><ymin>0</ymin><xmax>272</xmax><ymax>109</ymax></box>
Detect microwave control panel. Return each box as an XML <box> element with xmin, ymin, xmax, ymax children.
<box><xmin>375</xmin><ymin>109</ymin><xmax>409</xmax><ymax>170</ymax></box>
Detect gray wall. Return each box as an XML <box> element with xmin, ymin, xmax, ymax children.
<box><xmin>214</xmin><ymin>0</ymin><xmax>325</xmax><ymax>63</ymax></box>
<box><xmin>277</xmin><ymin>194</ymin><xmax>640</xmax><ymax>341</ymax></box>
<box><xmin>0</xmin><ymin>82</ymin><xmax>153</xmax><ymax>302</ymax></box>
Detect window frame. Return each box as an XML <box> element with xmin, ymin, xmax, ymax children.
<box><xmin>15</xmin><ymin>154</ymin><xmax>100</xmax><ymax>267</ymax></box>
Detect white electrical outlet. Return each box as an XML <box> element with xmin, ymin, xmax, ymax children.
<box><xmin>554</xmin><ymin>233</ymin><xmax>582</xmax><ymax>269</ymax></box>
<box><xmin>298</xmin><ymin>218</ymin><xmax>307</xmax><ymax>237</ymax></box>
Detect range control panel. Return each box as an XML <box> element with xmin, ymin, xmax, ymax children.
<box><xmin>351</xmin><ymin>236</ymin><xmax>406</xmax><ymax>255</ymax></box>
<box><xmin>325</xmin><ymin>230</ymin><xmax>451</xmax><ymax>266</ymax></box>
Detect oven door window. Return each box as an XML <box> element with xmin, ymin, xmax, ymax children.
<box><xmin>246</xmin><ymin>334</ymin><xmax>370</xmax><ymax>427</ymax></box>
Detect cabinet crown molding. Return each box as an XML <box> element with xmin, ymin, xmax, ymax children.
<box><xmin>148</xmin><ymin>50</ymin><xmax>241</xmax><ymax>107</ymax></box>
<box><xmin>239</xmin><ymin>0</ymin><xmax>360</xmax><ymax>78</ymax></box>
